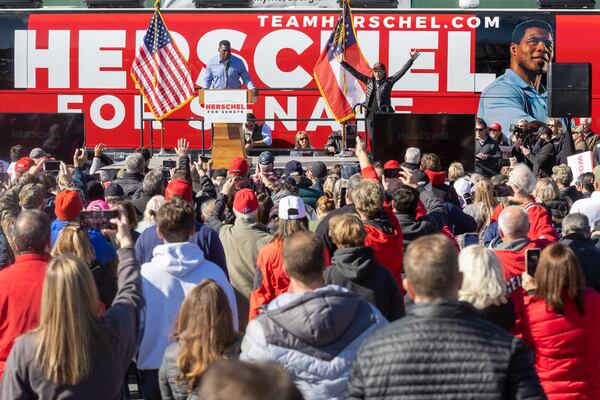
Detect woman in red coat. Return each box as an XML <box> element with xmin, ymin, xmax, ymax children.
<box><xmin>521</xmin><ymin>243</ymin><xmax>600</xmax><ymax>400</ymax></box>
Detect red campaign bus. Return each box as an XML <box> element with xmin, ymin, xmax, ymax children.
<box><xmin>0</xmin><ymin>8</ymin><xmax>597</xmax><ymax>152</ymax></box>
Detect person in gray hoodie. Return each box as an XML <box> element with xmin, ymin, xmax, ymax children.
<box><xmin>241</xmin><ymin>231</ymin><xmax>387</xmax><ymax>400</ymax></box>
<box><xmin>137</xmin><ymin>198</ymin><xmax>237</xmax><ymax>400</ymax></box>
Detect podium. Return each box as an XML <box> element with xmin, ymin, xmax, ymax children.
<box><xmin>199</xmin><ymin>89</ymin><xmax>256</xmax><ymax>169</ymax></box>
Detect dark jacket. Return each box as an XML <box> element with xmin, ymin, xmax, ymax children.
<box><xmin>158</xmin><ymin>337</ymin><xmax>242</xmax><ymax>400</ymax></box>
<box><xmin>0</xmin><ymin>247</ymin><xmax>144</xmax><ymax>400</ymax></box>
<box><xmin>324</xmin><ymin>247</ymin><xmax>404</xmax><ymax>321</ymax></box>
<box><xmin>340</xmin><ymin>58</ymin><xmax>415</xmax><ymax>113</ymax></box>
<box><xmin>559</xmin><ymin>186</ymin><xmax>582</xmax><ymax>209</ymax></box>
<box><xmin>475</xmin><ymin>136</ymin><xmax>502</xmax><ymax>177</ymax></box>
<box><xmin>560</xmin><ymin>233</ymin><xmax>600</xmax><ymax>293</ymax></box>
<box><xmin>346</xmin><ymin>301</ymin><xmax>546</xmax><ymax>400</ymax></box>
<box><xmin>112</xmin><ymin>171</ymin><xmax>144</xmax><ymax>197</ymax></box>
<box><xmin>131</xmin><ymin>190</ymin><xmax>156</xmax><ymax>219</ymax></box>
<box><xmin>526</xmin><ymin>139</ymin><xmax>556</xmax><ymax>178</ymax></box>
<box><xmin>316</xmin><ymin>204</ymin><xmax>357</xmax><ymax>261</ymax></box>
<box><xmin>542</xmin><ymin>199</ymin><xmax>569</xmax><ymax>232</ymax></box>
<box><xmin>479</xmin><ymin>300</ymin><xmax>516</xmax><ymax>332</ymax></box>
<box><xmin>395</xmin><ymin>189</ymin><xmax>447</xmax><ymax>250</ymax></box>
<box><xmin>135</xmin><ymin>221</ymin><xmax>228</xmax><ymax>277</ymax></box>
<box><xmin>552</xmin><ymin>132</ymin><xmax>575</xmax><ymax>166</ymax></box>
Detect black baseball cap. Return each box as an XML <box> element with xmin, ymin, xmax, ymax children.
<box><xmin>258</xmin><ymin>151</ymin><xmax>275</xmax><ymax>165</ymax></box>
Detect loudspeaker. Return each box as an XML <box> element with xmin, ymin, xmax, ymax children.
<box><xmin>548</xmin><ymin>63</ymin><xmax>591</xmax><ymax>118</ymax></box>
<box><xmin>0</xmin><ymin>0</ymin><xmax>42</xmax><ymax>8</ymax></box>
<box><xmin>538</xmin><ymin>0</ymin><xmax>595</xmax><ymax>8</ymax></box>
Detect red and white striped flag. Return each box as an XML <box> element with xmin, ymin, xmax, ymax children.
<box><xmin>130</xmin><ymin>10</ymin><xmax>195</xmax><ymax>121</ymax></box>
<box><xmin>313</xmin><ymin>0</ymin><xmax>371</xmax><ymax>123</ymax></box>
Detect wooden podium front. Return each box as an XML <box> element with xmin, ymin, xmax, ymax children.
<box><xmin>200</xmin><ymin>89</ymin><xmax>256</xmax><ymax>169</ymax></box>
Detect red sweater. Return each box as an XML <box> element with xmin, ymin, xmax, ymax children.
<box><xmin>0</xmin><ymin>253</ymin><xmax>50</xmax><ymax>378</ymax></box>
<box><xmin>522</xmin><ymin>289</ymin><xmax>600</xmax><ymax>399</ymax></box>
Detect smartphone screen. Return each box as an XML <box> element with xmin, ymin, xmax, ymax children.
<box><xmin>463</xmin><ymin>233</ymin><xmax>479</xmax><ymax>247</ymax></box>
<box><xmin>526</xmin><ymin>248</ymin><xmax>541</xmax><ymax>277</ymax></box>
<box><xmin>383</xmin><ymin>168</ymin><xmax>401</xmax><ymax>179</ymax></box>
<box><xmin>339</xmin><ymin>187</ymin><xmax>347</xmax><ymax>207</ymax></box>
<box><xmin>43</xmin><ymin>160</ymin><xmax>61</xmax><ymax>172</ymax></box>
<box><xmin>493</xmin><ymin>184</ymin><xmax>514</xmax><ymax>197</ymax></box>
<box><xmin>163</xmin><ymin>160</ymin><xmax>176</xmax><ymax>169</ymax></box>
<box><xmin>80</xmin><ymin>210</ymin><xmax>119</xmax><ymax>230</ymax></box>
<box><xmin>234</xmin><ymin>178</ymin><xmax>253</xmax><ymax>191</ymax></box>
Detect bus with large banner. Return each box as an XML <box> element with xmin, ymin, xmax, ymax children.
<box><xmin>0</xmin><ymin>8</ymin><xmax>597</xmax><ymax>151</ymax></box>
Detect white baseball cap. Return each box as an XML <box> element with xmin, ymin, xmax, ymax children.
<box><xmin>278</xmin><ymin>196</ymin><xmax>307</xmax><ymax>220</ymax></box>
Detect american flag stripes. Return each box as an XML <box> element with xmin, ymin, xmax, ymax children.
<box><xmin>131</xmin><ymin>11</ymin><xmax>195</xmax><ymax>121</ymax></box>
<box><xmin>313</xmin><ymin>0</ymin><xmax>371</xmax><ymax>123</ymax></box>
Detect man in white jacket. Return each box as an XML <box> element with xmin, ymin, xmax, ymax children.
<box><xmin>137</xmin><ymin>197</ymin><xmax>237</xmax><ymax>400</ymax></box>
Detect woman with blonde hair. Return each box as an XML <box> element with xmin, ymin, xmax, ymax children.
<box><xmin>136</xmin><ymin>195</ymin><xmax>165</xmax><ymax>233</ymax></box>
<box><xmin>533</xmin><ymin>177</ymin><xmax>568</xmax><ymax>231</ymax></box>
<box><xmin>51</xmin><ymin>223</ymin><xmax>117</xmax><ymax>309</ymax></box>
<box><xmin>159</xmin><ymin>280</ymin><xmax>242</xmax><ymax>399</ymax></box>
<box><xmin>463</xmin><ymin>178</ymin><xmax>497</xmax><ymax>233</ymax></box>
<box><xmin>458</xmin><ymin>245</ymin><xmax>514</xmax><ymax>331</ymax></box>
<box><xmin>1</xmin><ymin>214</ymin><xmax>143</xmax><ymax>398</ymax></box>
<box><xmin>289</xmin><ymin>131</ymin><xmax>315</xmax><ymax>157</ymax></box>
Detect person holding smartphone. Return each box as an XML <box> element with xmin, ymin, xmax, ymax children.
<box><xmin>521</xmin><ymin>243</ymin><xmax>600</xmax><ymax>399</ymax></box>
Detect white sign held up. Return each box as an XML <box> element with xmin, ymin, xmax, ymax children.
<box><xmin>567</xmin><ymin>151</ymin><xmax>594</xmax><ymax>185</ymax></box>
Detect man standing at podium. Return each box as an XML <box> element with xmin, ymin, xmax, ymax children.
<box><xmin>202</xmin><ymin>40</ymin><xmax>256</xmax><ymax>90</ymax></box>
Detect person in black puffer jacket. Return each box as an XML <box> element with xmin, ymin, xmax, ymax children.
<box><xmin>346</xmin><ymin>234</ymin><xmax>546</xmax><ymax>400</ymax></box>
<box><xmin>324</xmin><ymin>214</ymin><xmax>404</xmax><ymax>321</ymax></box>
<box><xmin>559</xmin><ymin>213</ymin><xmax>600</xmax><ymax>293</ymax></box>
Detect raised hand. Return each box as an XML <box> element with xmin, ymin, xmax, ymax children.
<box><xmin>94</xmin><ymin>143</ymin><xmax>107</xmax><ymax>158</ymax></box>
<box><xmin>175</xmin><ymin>138</ymin><xmax>190</xmax><ymax>157</ymax></box>
<box><xmin>410</xmin><ymin>49</ymin><xmax>421</xmax><ymax>61</ymax></box>
<box><xmin>73</xmin><ymin>148</ymin><xmax>88</xmax><ymax>168</ymax></box>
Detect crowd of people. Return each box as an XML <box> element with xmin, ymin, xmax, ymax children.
<box><xmin>0</xmin><ymin>115</ymin><xmax>599</xmax><ymax>400</ymax></box>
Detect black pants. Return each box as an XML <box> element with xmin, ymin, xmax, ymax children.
<box><xmin>139</xmin><ymin>369</ymin><xmax>161</xmax><ymax>400</ymax></box>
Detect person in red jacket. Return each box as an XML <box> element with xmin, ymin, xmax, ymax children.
<box><xmin>488</xmin><ymin>164</ymin><xmax>558</xmax><ymax>243</ymax></box>
<box><xmin>248</xmin><ymin>195</ymin><xmax>309</xmax><ymax>321</ymax></box>
<box><xmin>351</xmin><ymin>179</ymin><xmax>404</xmax><ymax>288</ymax></box>
<box><xmin>0</xmin><ymin>210</ymin><xmax>51</xmax><ymax>378</ymax></box>
<box><xmin>521</xmin><ymin>243</ymin><xmax>600</xmax><ymax>399</ymax></box>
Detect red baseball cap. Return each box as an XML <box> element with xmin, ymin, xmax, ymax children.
<box><xmin>55</xmin><ymin>190</ymin><xmax>84</xmax><ymax>221</ymax></box>
<box><xmin>489</xmin><ymin>123</ymin><xmax>502</xmax><ymax>131</ymax></box>
<box><xmin>15</xmin><ymin>157</ymin><xmax>36</xmax><ymax>174</ymax></box>
<box><xmin>383</xmin><ymin>160</ymin><xmax>401</xmax><ymax>170</ymax></box>
<box><xmin>228</xmin><ymin>156</ymin><xmax>248</xmax><ymax>177</ymax></box>
<box><xmin>165</xmin><ymin>179</ymin><xmax>193</xmax><ymax>202</ymax></box>
<box><xmin>233</xmin><ymin>188</ymin><xmax>259</xmax><ymax>214</ymax></box>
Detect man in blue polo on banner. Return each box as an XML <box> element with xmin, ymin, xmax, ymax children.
<box><xmin>478</xmin><ymin>20</ymin><xmax>554</xmax><ymax>133</ymax></box>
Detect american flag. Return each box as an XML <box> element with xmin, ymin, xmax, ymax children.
<box><xmin>313</xmin><ymin>0</ymin><xmax>371</xmax><ymax>123</ymax></box>
<box><xmin>130</xmin><ymin>11</ymin><xmax>195</xmax><ymax>120</ymax></box>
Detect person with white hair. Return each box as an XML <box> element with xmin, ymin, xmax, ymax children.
<box><xmin>574</xmin><ymin>117</ymin><xmax>599</xmax><ymax>153</ymax></box>
<box><xmin>484</xmin><ymin>164</ymin><xmax>558</xmax><ymax>244</ymax></box>
<box><xmin>112</xmin><ymin>153</ymin><xmax>145</xmax><ymax>197</ymax></box>
<box><xmin>402</xmin><ymin>147</ymin><xmax>421</xmax><ymax>170</ymax></box>
<box><xmin>136</xmin><ymin>195</ymin><xmax>165</xmax><ymax>234</ymax></box>
<box><xmin>458</xmin><ymin>245</ymin><xmax>514</xmax><ymax>331</ymax></box>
